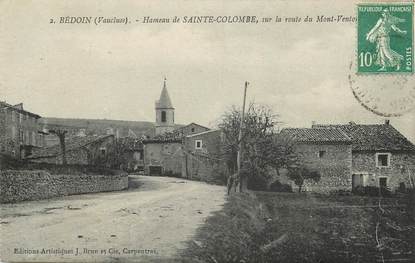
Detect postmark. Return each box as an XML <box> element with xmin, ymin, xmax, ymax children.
<box><xmin>357</xmin><ymin>3</ymin><xmax>413</xmax><ymax>73</ymax></box>
<box><xmin>348</xmin><ymin>60</ymin><xmax>415</xmax><ymax>117</ymax></box>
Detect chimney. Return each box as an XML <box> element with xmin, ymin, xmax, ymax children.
<box><xmin>385</xmin><ymin>119</ymin><xmax>390</xmax><ymax>125</ymax></box>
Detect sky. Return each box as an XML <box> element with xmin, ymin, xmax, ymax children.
<box><xmin>0</xmin><ymin>0</ymin><xmax>414</xmax><ymax>141</ymax></box>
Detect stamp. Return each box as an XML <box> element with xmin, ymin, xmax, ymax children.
<box><xmin>357</xmin><ymin>3</ymin><xmax>413</xmax><ymax>73</ymax></box>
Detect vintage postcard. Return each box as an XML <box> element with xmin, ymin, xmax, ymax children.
<box><xmin>1</xmin><ymin>0</ymin><xmax>414</xmax><ymax>262</ymax></box>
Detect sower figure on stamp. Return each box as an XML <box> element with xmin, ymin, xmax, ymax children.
<box><xmin>366</xmin><ymin>9</ymin><xmax>407</xmax><ymax>71</ymax></box>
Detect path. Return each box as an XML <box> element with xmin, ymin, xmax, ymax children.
<box><xmin>0</xmin><ymin>176</ymin><xmax>226</xmax><ymax>262</ymax></box>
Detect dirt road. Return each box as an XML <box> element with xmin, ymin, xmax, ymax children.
<box><xmin>0</xmin><ymin>176</ymin><xmax>226</xmax><ymax>262</ymax></box>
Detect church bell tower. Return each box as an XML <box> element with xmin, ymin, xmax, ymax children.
<box><xmin>155</xmin><ymin>78</ymin><xmax>175</xmax><ymax>135</ymax></box>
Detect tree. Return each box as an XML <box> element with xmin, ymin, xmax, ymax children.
<box><xmin>49</xmin><ymin>129</ymin><xmax>68</xmax><ymax>165</ymax></box>
<box><xmin>218</xmin><ymin>103</ymin><xmax>295</xmax><ymax>192</ymax></box>
<box><xmin>287</xmin><ymin>166</ymin><xmax>321</xmax><ymax>193</ymax></box>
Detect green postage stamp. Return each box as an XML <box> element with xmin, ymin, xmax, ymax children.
<box><xmin>357</xmin><ymin>3</ymin><xmax>413</xmax><ymax>73</ymax></box>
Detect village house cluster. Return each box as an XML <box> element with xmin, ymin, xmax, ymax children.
<box><xmin>1</xmin><ymin>79</ymin><xmax>415</xmax><ymax>192</ymax></box>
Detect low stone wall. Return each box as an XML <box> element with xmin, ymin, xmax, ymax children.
<box><xmin>0</xmin><ymin>170</ymin><xmax>128</xmax><ymax>203</ymax></box>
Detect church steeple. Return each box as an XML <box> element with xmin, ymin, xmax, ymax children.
<box><xmin>156</xmin><ymin>78</ymin><xmax>174</xmax><ymax>109</ymax></box>
<box><xmin>155</xmin><ymin>77</ymin><xmax>175</xmax><ymax>135</ymax></box>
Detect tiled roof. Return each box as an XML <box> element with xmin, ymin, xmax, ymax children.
<box><xmin>118</xmin><ymin>137</ymin><xmax>143</xmax><ymax>150</ymax></box>
<box><xmin>28</xmin><ymin>135</ymin><xmax>113</xmax><ymax>159</ymax></box>
<box><xmin>313</xmin><ymin>123</ymin><xmax>415</xmax><ymax>152</ymax></box>
<box><xmin>143</xmin><ymin>132</ymin><xmax>182</xmax><ymax>144</ymax></box>
<box><xmin>280</xmin><ymin>128</ymin><xmax>351</xmax><ymax>143</ymax></box>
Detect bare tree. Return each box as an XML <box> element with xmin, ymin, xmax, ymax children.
<box><xmin>218</xmin><ymin>103</ymin><xmax>294</xmax><ymax>192</ymax></box>
<box><xmin>49</xmin><ymin>129</ymin><xmax>68</xmax><ymax>165</ymax></box>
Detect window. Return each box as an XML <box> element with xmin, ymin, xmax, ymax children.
<box><xmin>191</xmin><ymin>127</ymin><xmax>195</xmax><ymax>132</ymax></box>
<box><xmin>195</xmin><ymin>140</ymin><xmax>202</xmax><ymax>149</ymax></box>
<box><xmin>100</xmin><ymin>147</ymin><xmax>106</xmax><ymax>155</ymax></box>
<box><xmin>376</xmin><ymin>153</ymin><xmax>391</xmax><ymax>168</ymax></box>
<box><xmin>161</xmin><ymin>111</ymin><xmax>166</xmax><ymax>122</ymax></box>
<box><xmin>318</xmin><ymin>151</ymin><xmax>326</xmax><ymax>158</ymax></box>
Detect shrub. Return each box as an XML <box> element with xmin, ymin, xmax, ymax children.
<box><xmin>269</xmin><ymin>180</ymin><xmax>292</xmax><ymax>192</ymax></box>
<box><xmin>247</xmin><ymin>174</ymin><xmax>268</xmax><ymax>191</ymax></box>
<box><xmin>352</xmin><ymin>185</ymin><xmax>391</xmax><ymax>197</ymax></box>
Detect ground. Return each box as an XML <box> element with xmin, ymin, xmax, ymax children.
<box><xmin>0</xmin><ymin>176</ymin><xmax>226</xmax><ymax>262</ymax></box>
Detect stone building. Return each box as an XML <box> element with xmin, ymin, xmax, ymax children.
<box><xmin>281</xmin><ymin>121</ymin><xmax>415</xmax><ymax>192</ymax></box>
<box><xmin>173</xmin><ymin>123</ymin><xmax>210</xmax><ymax>138</ymax></box>
<box><xmin>314</xmin><ymin>121</ymin><xmax>415</xmax><ymax>192</ymax></box>
<box><xmin>182</xmin><ymin>129</ymin><xmax>226</xmax><ymax>184</ymax></box>
<box><xmin>143</xmin><ymin>137</ymin><xmax>183</xmax><ymax>176</ymax></box>
<box><xmin>280</xmin><ymin>127</ymin><xmax>353</xmax><ymax>192</ymax></box>
<box><xmin>0</xmin><ymin>101</ymin><xmax>45</xmax><ymax>159</ymax></box>
<box><xmin>27</xmin><ymin>135</ymin><xmax>116</xmax><ymax>167</ymax></box>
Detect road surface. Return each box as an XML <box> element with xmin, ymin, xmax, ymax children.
<box><xmin>0</xmin><ymin>176</ymin><xmax>226</xmax><ymax>262</ymax></box>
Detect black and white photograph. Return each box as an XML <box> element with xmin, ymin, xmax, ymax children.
<box><xmin>1</xmin><ymin>0</ymin><xmax>414</xmax><ymax>262</ymax></box>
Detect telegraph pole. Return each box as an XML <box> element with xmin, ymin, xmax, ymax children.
<box><xmin>237</xmin><ymin>81</ymin><xmax>248</xmax><ymax>192</ymax></box>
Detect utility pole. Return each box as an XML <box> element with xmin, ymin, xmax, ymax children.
<box><xmin>237</xmin><ymin>81</ymin><xmax>248</xmax><ymax>192</ymax></box>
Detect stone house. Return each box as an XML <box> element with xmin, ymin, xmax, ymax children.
<box><xmin>27</xmin><ymin>135</ymin><xmax>116</xmax><ymax>167</ymax></box>
<box><xmin>173</xmin><ymin>123</ymin><xmax>210</xmax><ymax>138</ymax></box>
<box><xmin>142</xmin><ymin>138</ymin><xmax>183</xmax><ymax>176</ymax></box>
<box><xmin>314</xmin><ymin>121</ymin><xmax>415</xmax><ymax>192</ymax></box>
<box><xmin>280</xmin><ymin>127</ymin><xmax>353</xmax><ymax>192</ymax></box>
<box><xmin>182</xmin><ymin>130</ymin><xmax>226</xmax><ymax>184</ymax></box>
<box><xmin>281</xmin><ymin>121</ymin><xmax>415</xmax><ymax>192</ymax></box>
<box><xmin>0</xmin><ymin>101</ymin><xmax>45</xmax><ymax>159</ymax></box>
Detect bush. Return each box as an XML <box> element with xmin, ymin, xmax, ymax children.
<box><xmin>247</xmin><ymin>174</ymin><xmax>268</xmax><ymax>191</ymax></box>
<box><xmin>269</xmin><ymin>180</ymin><xmax>292</xmax><ymax>192</ymax></box>
<box><xmin>352</xmin><ymin>185</ymin><xmax>391</xmax><ymax>197</ymax></box>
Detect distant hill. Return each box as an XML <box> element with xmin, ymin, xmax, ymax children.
<box><xmin>39</xmin><ymin>117</ymin><xmax>184</xmax><ymax>138</ymax></box>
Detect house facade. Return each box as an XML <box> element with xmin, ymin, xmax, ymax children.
<box><xmin>143</xmin><ymin>138</ymin><xmax>182</xmax><ymax>176</ymax></box>
<box><xmin>280</xmin><ymin>128</ymin><xmax>353</xmax><ymax>192</ymax></box>
<box><xmin>281</xmin><ymin>121</ymin><xmax>415</xmax><ymax>192</ymax></box>
<box><xmin>313</xmin><ymin>122</ymin><xmax>415</xmax><ymax>191</ymax></box>
<box><xmin>182</xmin><ymin>130</ymin><xmax>226</xmax><ymax>184</ymax></box>
<box><xmin>173</xmin><ymin>123</ymin><xmax>210</xmax><ymax>138</ymax></box>
<box><xmin>0</xmin><ymin>101</ymin><xmax>45</xmax><ymax>159</ymax></box>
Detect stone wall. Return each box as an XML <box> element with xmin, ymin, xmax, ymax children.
<box><xmin>352</xmin><ymin>152</ymin><xmax>415</xmax><ymax>191</ymax></box>
<box><xmin>295</xmin><ymin>143</ymin><xmax>353</xmax><ymax>192</ymax></box>
<box><xmin>0</xmin><ymin>170</ymin><xmax>128</xmax><ymax>203</ymax></box>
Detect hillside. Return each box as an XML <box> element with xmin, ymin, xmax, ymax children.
<box><xmin>39</xmin><ymin>117</ymin><xmax>156</xmax><ymax>137</ymax></box>
<box><xmin>39</xmin><ymin>117</ymin><xmax>184</xmax><ymax>138</ymax></box>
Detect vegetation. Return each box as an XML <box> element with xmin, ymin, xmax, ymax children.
<box><xmin>181</xmin><ymin>191</ymin><xmax>415</xmax><ymax>263</ymax></box>
<box><xmin>218</xmin><ymin>103</ymin><xmax>297</xmax><ymax>192</ymax></box>
<box><xmin>287</xmin><ymin>165</ymin><xmax>321</xmax><ymax>192</ymax></box>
